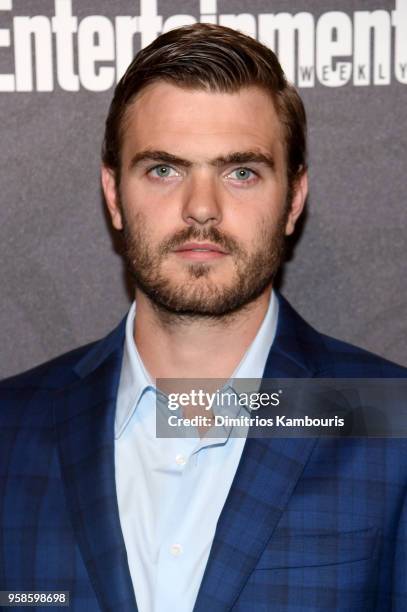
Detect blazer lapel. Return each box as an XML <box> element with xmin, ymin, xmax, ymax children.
<box><xmin>54</xmin><ymin>319</ymin><xmax>138</xmax><ymax>612</ymax></box>
<box><xmin>194</xmin><ymin>292</ymin><xmax>326</xmax><ymax>611</ymax></box>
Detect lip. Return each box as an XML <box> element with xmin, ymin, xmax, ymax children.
<box><xmin>174</xmin><ymin>243</ymin><xmax>228</xmax><ymax>254</ymax></box>
<box><xmin>173</xmin><ymin>242</ymin><xmax>229</xmax><ymax>260</ymax></box>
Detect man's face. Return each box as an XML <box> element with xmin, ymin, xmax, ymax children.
<box><xmin>102</xmin><ymin>82</ymin><xmax>307</xmax><ymax>317</ymax></box>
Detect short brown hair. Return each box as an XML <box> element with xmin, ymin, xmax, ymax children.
<box><xmin>102</xmin><ymin>23</ymin><xmax>307</xmax><ymax>189</ymax></box>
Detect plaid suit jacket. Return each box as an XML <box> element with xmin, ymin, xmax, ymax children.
<box><xmin>0</xmin><ymin>291</ymin><xmax>406</xmax><ymax>611</ymax></box>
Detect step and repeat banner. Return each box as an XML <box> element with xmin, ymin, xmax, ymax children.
<box><xmin>1</xmin><ymin>0</ymin><xmax>406</xmax><ymax>377</ymax></box>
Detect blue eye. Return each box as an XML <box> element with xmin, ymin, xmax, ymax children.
<box><xmin>154</xmin><ymin>166</ymin><xmax>170</xmax><ymax>177</ymax></box>
<box><xmin>230</xmin><ymin>168</ymin><xmax>255</xmax><ymax>180</ymax></box>
<box><xmin>149</xmin><ymin>165</ymin><xmax>178</xmax><ymax>178</ymax></box>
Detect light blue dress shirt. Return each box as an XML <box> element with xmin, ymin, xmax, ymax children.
<box><xmin>114</xmin><ymin>291</ymin><xmax>278</xmax><ymax>612</ymax></box>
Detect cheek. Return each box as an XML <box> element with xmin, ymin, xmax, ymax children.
<box><xmin>222</xmin><ymin>194</ymin><xmax>283</xmax><ymax>244</ymax></box>
<box><xmin>120</xmin><ymin>176</ymin><xmax>180</xmax><ymax>219</ymax></box>
<box><xmin>121</xmin><ymin>201</ymin><xmax>179</xmax><ymax>249</ymax></box>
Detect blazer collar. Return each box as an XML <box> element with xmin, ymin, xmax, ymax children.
<box><xmin>263</xmin><ymin>290</ymin><xmax>331</xmax><ymax>379</ymax></box>
<box><xmin>73</xmin><ymin>315</ymin><xmax>127</xmax><ymax>379</ymax></box>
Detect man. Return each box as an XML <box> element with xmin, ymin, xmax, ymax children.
<box><xmin>0</xmin><ymin>23</ymin><xmax>405</xmax><ymax>612</ymax></box>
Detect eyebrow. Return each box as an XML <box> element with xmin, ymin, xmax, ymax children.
<box><xmin>128</xmin><ymin>149</ymin><xmax>275</xmax><ymax>171</ymax></box>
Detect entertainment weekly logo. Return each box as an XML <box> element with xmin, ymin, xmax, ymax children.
<box><xmin>1</xmin><ymin>0</ymin><xmax>407</xmax><ymax>92</ymax></box>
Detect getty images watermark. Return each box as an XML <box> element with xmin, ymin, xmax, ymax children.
<box><xmin>165</xmin><ymin>388</ymin><xmax>344</xmax><ymax>429</ymax></box>
<box><xmin>155</xmin><ymin>378</ymin><xmax>407</xmax><ymax>438</ymax></box>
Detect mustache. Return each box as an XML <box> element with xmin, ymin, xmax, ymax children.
<box><xmin>159</xmin><ymin>226</ymin><xmax>243</xmax><ymax>256</ymax></box>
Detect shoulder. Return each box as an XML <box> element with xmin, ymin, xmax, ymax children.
<box><xmin>0</xmin><ymin>337</ymin><xmax>114</xmax><ymax>433</ymax></box>
<box><xmin>0</xmin><ymin>312</ymin><xmax>128</xmax><ymax>395</ymax></box>
<box><xmin>275</xmin><ymin>291</ymin><xmax>407</xmax><ymax>378</ymax></box>
<box><xmin>0</xmin><ymin>341</ymin><xmax>98</xmax><ymax>394</ymax></box>
<box><xmin>317</xmin><ymin>331</ymin><xmax>407</xmax><ymax>378</ymax></box>
<box><xmin>0</xmin><ymin>313</ymin><xmax>127</xmax><ymax>421</ymax></box>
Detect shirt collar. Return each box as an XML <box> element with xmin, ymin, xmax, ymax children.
<box><xmin>230</xmin><ymin>289</ymin><xmax>278</xmax><ymax>380</ymax></box>
<box><xmin>115</xmin><ymin>301</ymin><xmax>154</xmax><ymax>438</ymax></box>
<box><xmin>115</xmin><ymin>290</ymin><xmax>279</xmax><ymax>439</ymax></box>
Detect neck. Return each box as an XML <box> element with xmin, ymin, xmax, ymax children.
<box><xmin>133</xmin><ymin>287</ymin><xmax>273</xmax><ymax>380</ymax></box>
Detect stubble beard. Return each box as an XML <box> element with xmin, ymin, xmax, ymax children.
<box><xmin>121</xmin><ymin>210</ymin><xmax>288</xmax><ymax>320</ymax></box>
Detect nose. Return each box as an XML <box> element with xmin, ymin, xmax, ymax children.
<box><xmin>181</xmin><ymin>170</ymin><xmax>222</xmax><ymax>227</ymax></box>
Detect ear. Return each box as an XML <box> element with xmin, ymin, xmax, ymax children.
<box><xmin>101</xmin><ymin>165</ymin><xmax>123</xmax><ymax>230</ymax></box>
<box><xmin>285</xmin><ymin>170</ymin><xmax>308</xmax><ymax>236</ymax></box>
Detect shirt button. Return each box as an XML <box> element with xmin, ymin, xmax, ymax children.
<box><xmin>175</xmin><ymin>454</ymin><xmax>186</xmax><ymax>466</ymax></box>
<box><xmin>170</xmin><ymin>544</ymin><xmax>183</xmax><ymax>557</ymax></box>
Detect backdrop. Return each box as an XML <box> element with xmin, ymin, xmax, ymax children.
<box><xmin>1</xmin><ymin>0</ymin><xmax>406</xmax><ymax>379</ymax></box>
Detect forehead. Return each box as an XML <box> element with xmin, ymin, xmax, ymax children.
<box><xmin>120</xmin><ymin>82</ymin><xmax>285</xmax><ymax>164</ymax></box>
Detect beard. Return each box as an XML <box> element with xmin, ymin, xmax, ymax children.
<box><xmin>120</xmin><ymin>209</ymin><xmax>287</xmax><ymax>319</ymax></box>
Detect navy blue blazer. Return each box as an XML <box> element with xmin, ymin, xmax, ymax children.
<box><xmin>0</xmin><ymin>292</ymin><xmax>406</xmax><ymax>611</ymax></box>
